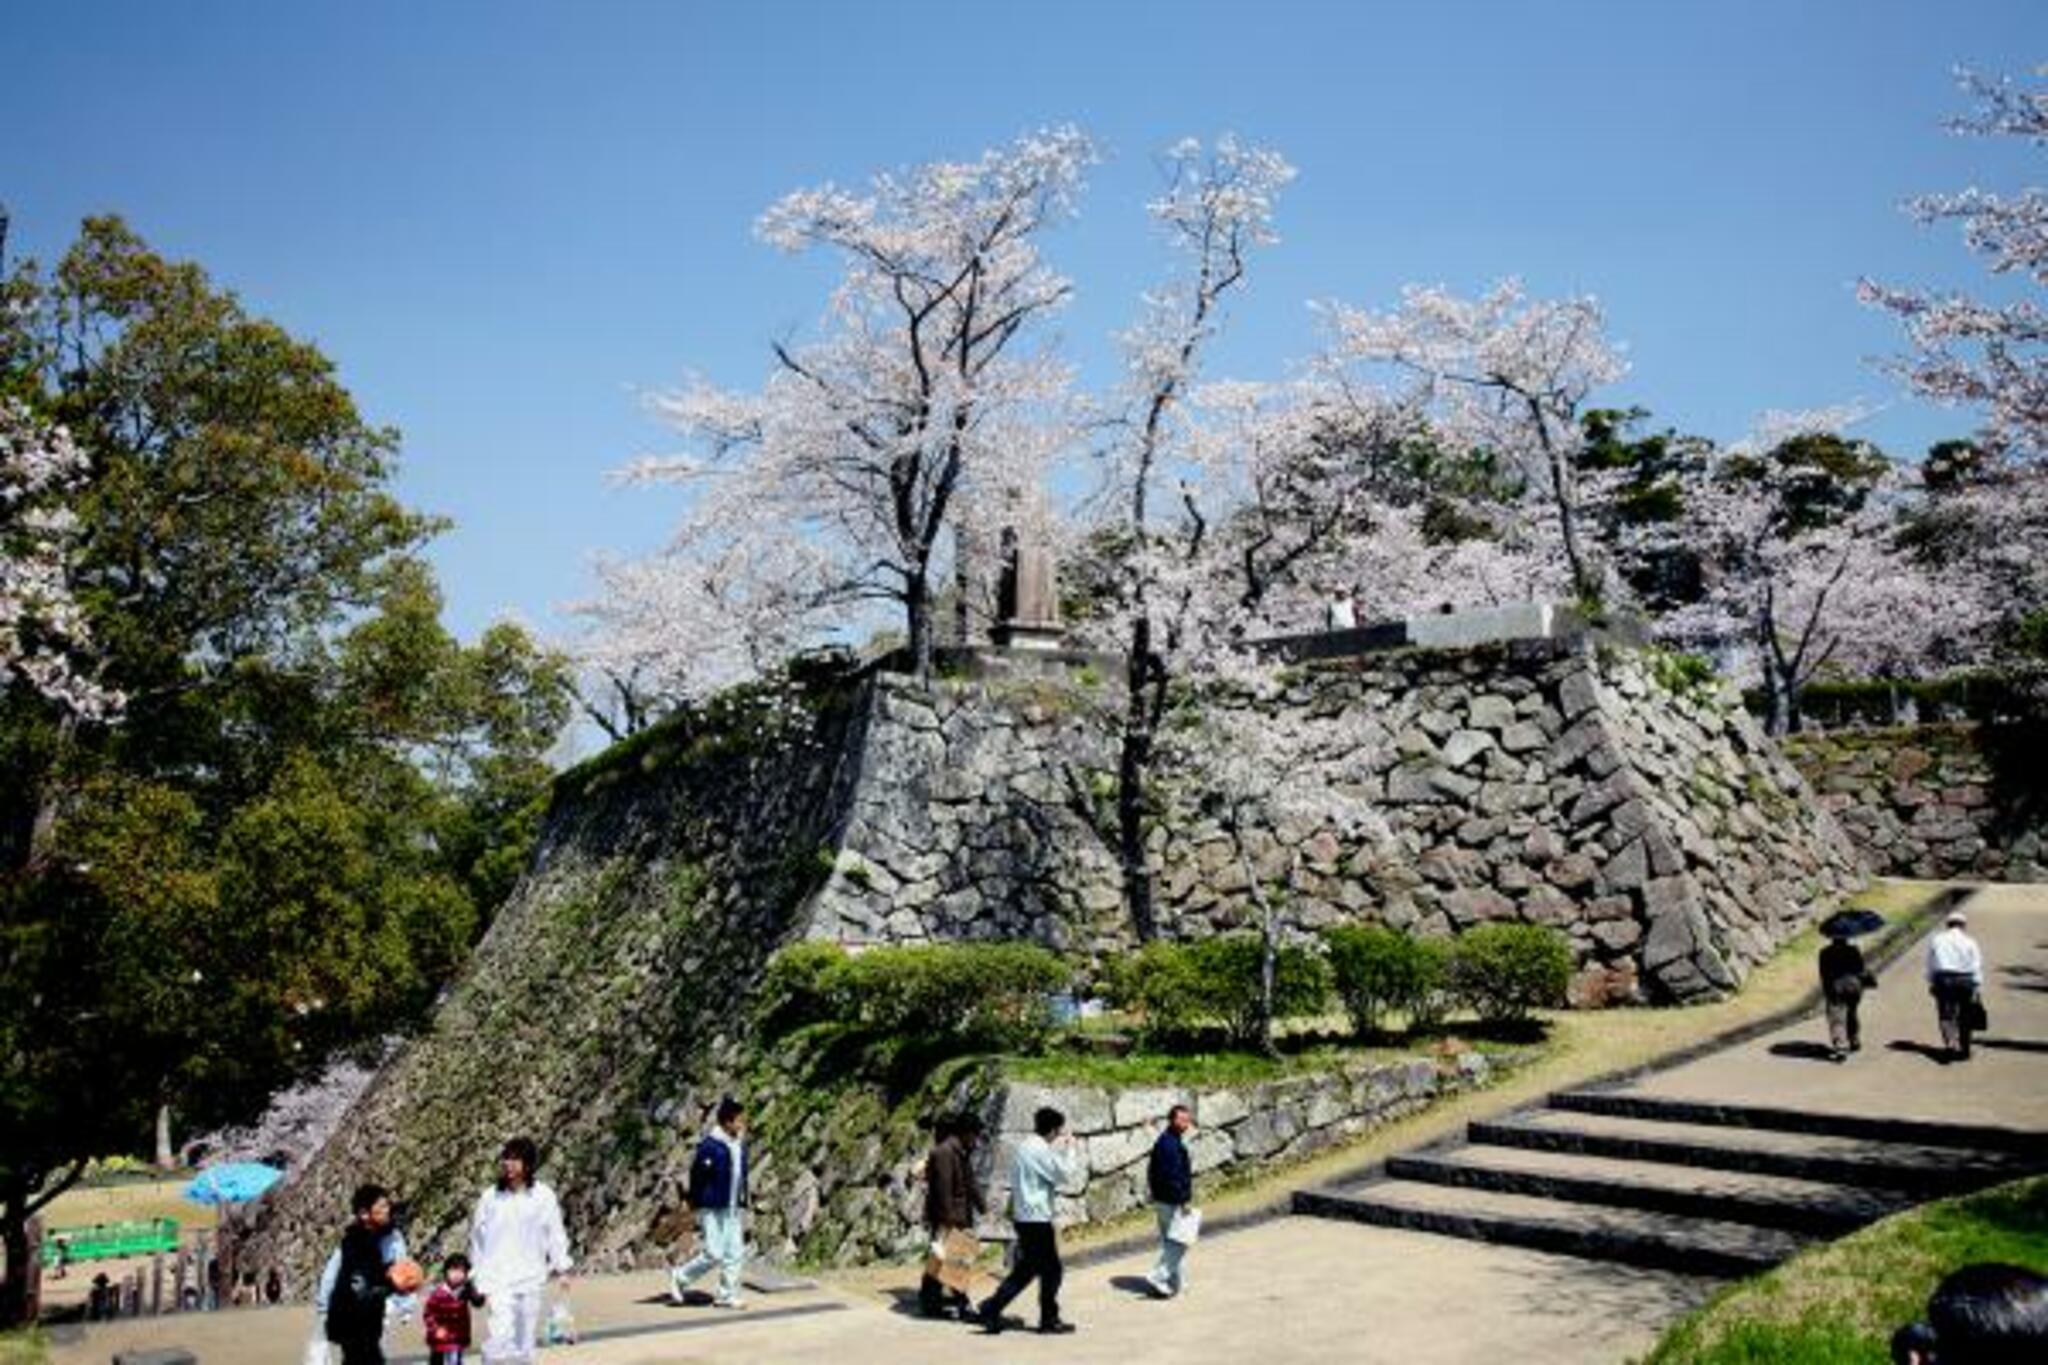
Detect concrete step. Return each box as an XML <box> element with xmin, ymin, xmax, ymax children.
<box><xmin>1549</xmin><ymin>1089</ymin><xmax>2048</xmax><ymax>1158</ymax></box>
<box><xmin>1385</xmin><ymin>1144</ymin><xmax>1909</xmax><ymax>1236</ymax></box>
<box><xmin>1468</xmin><ymin>1110</ymin><xmax>2031</xmax><ymax>1197</ymax></box>
<box><xmin>1294</xmin><ymin>1179</ymin><xmax>1805</xmax><ymax>1278</ymax></box>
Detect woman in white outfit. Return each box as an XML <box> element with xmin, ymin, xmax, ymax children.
<box><xmin>468</xmin><ymin>1137</ymin><xmax>573</xmax><ymax>1364</ymax></box>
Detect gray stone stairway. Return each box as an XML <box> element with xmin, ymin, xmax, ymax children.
<box><xmin>1293</xmin><ymin>1090</ymin><xmax>2048</xmax><ymax>1278</ymax></box>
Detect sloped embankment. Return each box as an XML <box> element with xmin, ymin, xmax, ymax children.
<box><xmin>235</xmin><ymin>679</ymin><xmax>890</xmax><ymax>1288</ymax></box>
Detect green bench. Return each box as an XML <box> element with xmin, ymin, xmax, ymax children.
<box><xmin>40</xmin><ymin>1218</ymin><xmax>181</xmax><ymax>1264</ymax></box>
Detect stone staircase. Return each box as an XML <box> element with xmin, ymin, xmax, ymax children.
<box><xmin>1293</xmin><ymin>1090</ymin><xmax>2048</xmax><ymax>1278</ymax></box>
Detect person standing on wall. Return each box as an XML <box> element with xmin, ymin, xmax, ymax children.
<box><xmin>1927</xmin><ymin>908</ymin><xmax>1987</xmax><ymax>1062</ymax></box>
<box><xmin>977</xmin><ymin>1106</ymin><xmax>1081</xmax><ymax>1336</ymax></box>
<box><xmin>918</xmin><ymin>1112</ymin><xmax>986</xmax><ymax>1320</ymax></box>
<box><xmin>1143</xmin><ymin>1104</ymin><xmax>1197</xmax><ymax>1298</ymax></box>
<box><xmin>670</xmin><ymin>1097</ymin><xmax>750</xmax><ymax>1310</ymax></box>
<box><xmin>468</xmin><ymin>1137</ymin><xmax>573</xmax><ymax>1365</ymax></box>
<box><xmin>1819</xmin><ymin>931</ymin><xmax>1876</xmax><ymax>1062</ymax></box>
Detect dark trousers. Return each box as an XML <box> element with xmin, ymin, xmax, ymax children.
<box><xmin>336</xmin><ymin>1337</ymin><xmax>384</xmax><ymax>1365</ymax></box>
<box><xmin>1933</xmin><ymin>973</ymin><xmax>1978</xmax><ymax>1056</ymax></box>
<box><xmin>983</xmin><ymin>1222</ymin><xmax>1063</xmax><ymax>1326</ymax></box>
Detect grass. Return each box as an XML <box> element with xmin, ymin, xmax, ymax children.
<box><xmin>0</xmin><ymin>1329</ymin><xmax>46</xmax><ymax>1365</ymax></box>
<box><xmin>1643</xmin><ymin>1175</ymin><xmax>2048</xmax><ymax>1365</ymax></box>
<box><xmin>38</xmin><ymin>1178</ymin><xmax>203</xmax><ymax>1236</ymax></box>
<box><xmin>1009</xmin><ymin>1032</ymin><xmax>1528</xmax><ymax>1090</ymax></box>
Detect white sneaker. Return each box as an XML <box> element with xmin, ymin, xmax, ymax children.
<box><xmin>713</xmin><ymin>1296</ymin><xmax>747</xmax><ymax>1310</ymax></box>
<box><xmin>668</xmin><ymin>1269</ymin><xmax>689</xmax><ymax>1306</ymax></box>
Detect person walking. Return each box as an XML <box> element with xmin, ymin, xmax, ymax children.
<box><xmin>468</xmin><ymin>1137</ymin><xmax>573</xmax><ymax>1365</ymax></box>
<box><xmin>1143</xmin><ymin>1104</ymin><xmax>1196</xmax><ymax>1298</ymax></box>
<box><xmin>1819</xmin><ymin>932</ymin><xmax>1876</xmax><ymax>1062</ymax></box>
<box><xmin>324</xmin><ymin>1184</ymin><xmax>401</xmax><ymax>1365</ymax></box>
<box><xmin>918</xmin><ymin>1113</ymin><xmax>986</xmax><ymax>1320</ymax></box>
<box><xmin>977</xmin><ymin>1106</ymin><xmax>1080</xmax><ymax>1336</ymax></box>
<box><xmin>670</xmin><ymin>1097</ymin><xmax>750</xmax><ymax>1310</ymax></box>
<box><xmin>1927</xmin><ymin>907</ymin><xmax>1986</xmax><ymax>1061</ymax></box>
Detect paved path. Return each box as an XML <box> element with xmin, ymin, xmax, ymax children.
<box><xmin>1629</xmin><ymin>882</ymin><xmax>2048</xmax><ymax>1129</ymax></box>
<box><xmin>50</xmin><ymin>883</ymin><xmax>2048</xmax><ymax>1365</ymax></box>
<box><xmin>52</xmin><ymin>1221</ymin><xmax>1711</xmax><ymax>1365</ymax></box>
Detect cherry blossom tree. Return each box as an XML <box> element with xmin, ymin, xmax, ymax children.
<box><xmin>1319</xmin><ymin>280</ymin><xmax>1628</xmax><ymax>608</ymax></box>
<box><xmin>1654</xmin><ymin>409</ymin><xmax>1914</xmax><ymax>733</ymax></box>
<box><xmin>566</xmin><ymin>532</ymin><xmax>842</xmax><ymax>731</ymax></box>
<box><xmin>1860</xmin><ymin>65</ymin><xmax>2047</xmax><ymax>460</ymax></box>
<box><xmin>1087</xmin><ymin>135</ymin><xmax>1296</xmax><ymax>940</ymax></box>
<box><xmin>0</xmin><ymin>400</ymin><xmax>117</xmax><ymax>719</ymax></box>
<box><xmin>621</xmin><ymin>128</ymin><xmax>1094</xmax><ymax>683</ymax></box>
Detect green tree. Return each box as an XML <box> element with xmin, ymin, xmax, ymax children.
<box><xmin>0</xmin><ymin>218</ymin><xmax>570</xmax><ymax>1325</ymax></box>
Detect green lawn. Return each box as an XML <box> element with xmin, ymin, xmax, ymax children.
<box><xmin>0</xmin><ymin>1329</ymin><xmax>47</xmax><ymax>1365</ymax></box>
<box><xmin>1644</xmin><ymin>1175</ymin><xmax>2048</xmax><ymax>1365</ymax></box>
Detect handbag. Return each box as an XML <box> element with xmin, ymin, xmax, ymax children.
<box><xmin>1166</xmin><ymin>1206</ymin><xmax>1202</xmax><ymax>1247</ymax></box>
<box><xmin>926</xmin><ymin>1227</ymin><xmax>979</xmax><ymax>1294</ymax></box>
<box><xmin>1964</xmin><ymin>996</ymin><xmax>1989</xmax><ymax>1033</ymax></box>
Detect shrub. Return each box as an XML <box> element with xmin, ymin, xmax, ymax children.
<box><xmin>825</xmin><ymin>942</ymin><xmax>1072</xmax><ymax>1053</ymax></box>
<box><xmin>1448</xmin><ymin>923</ymin><xmax>1571</xmax><ymax>1027</ymax></box>
<box><xmin>1322</xmin><ymin>923</ymin><xmax>1448</xmax><ymax>1037</ymax></box>
<box><xmin>1105</xmin><ymin>934</ymin><xmax>1332</xmax><ymax>1050</ymax></box>
<box><xmin>755</xmin><ymin>940</ymin><xmax>848</xmax><ymax>1036</ymax></box>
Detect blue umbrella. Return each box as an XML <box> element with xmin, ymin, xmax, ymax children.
<box><xmin>1819</xmin><ymin>908</ymin><xmax>1887</xmax><ymax>940</ymax></box>
<box><xmin>183</xmin><ymin>1162</ymin><xmax>283</xmax><ymax>1206</ymax></box>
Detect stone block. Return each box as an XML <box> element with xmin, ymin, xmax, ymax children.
<box><xmin>1230</xmin><ymin>1109</ymin><xmax>1301</xmax><ymax>1160</ymax></box>
<box><xmin>1443</xmin><ymin>728</ymin><xmax>1496</xmax><ymax>769</ymax></box>
<box><xmin>1468</xmin><ymin>695</ymin><xmax>1518</xmax><ymax>730</ymax></box>
<box><xmin>1500</xmin><ymin>720</ymin><xmax>1548</xmax><ymax>753</ymax></box>
<box><xmin>1084</xmin><ymin>1126</ymin><xmax>1154</xmax><ymax>1175</ymax></box>
<box><xmin>1112</xmin><ymin>1086</ymin><xmax>1184</xmax><ymax>1129</ymax></box>
<box><xmin>1444</xmin><ymin>886</ymin><xmax>1516</xmax><ymax>926</ymax></box>
<box><xmin>1195</xmin><ymin>1088</ymin><xmax>1250</xmax><ymax>1128</ymax></box>
<box><xmin>1598</xmin><ymin>839</ymin><xmax>1648</xmax><ymax>893</ymax></box>
<box><xmin>1558</xmin><ymin>669</ymin><xmax>1600</xmax><ymax>719</ymax></box>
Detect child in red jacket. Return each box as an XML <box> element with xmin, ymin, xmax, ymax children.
<box><xmin>423</xmin><ymin>1254</ymin><xmax>487</xmax><ymax>1363</ymax></box>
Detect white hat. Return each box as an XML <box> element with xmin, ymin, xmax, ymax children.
<box><xmin>1946</xmin><ymin>909</ymin><xmax>1968</xmax><ymax>925</ymax></box>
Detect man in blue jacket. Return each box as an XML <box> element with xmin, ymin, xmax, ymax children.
<box><xmin>669</xmin><ymin>1097</ymin><xmax>749</xmax><ymax>1309</ymax></box>
<box><xmin>1143</xmin><ymin>1105</ymin><xmax>1196</xmax><ymax>1298</ymax></box>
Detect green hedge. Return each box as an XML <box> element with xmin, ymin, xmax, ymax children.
<box><xmin>1448</xmin><ymin>923</ymin><xmax>1571</xmax><ymax>1026</ymax></box>
<box><xmin>1747</xmin><ymin>670</ymin><xmax>2045</xmax><ymax>729</ymax></box>
<box><xmin>1105</xmin><ymin>934</ymin><xmax>1332</xmax><ymax>1049</ymax></box>
<box><xmin>757</xmin><ymin>940</ymin><xmax>1071</xmax><ymax>1053</ymax></box>
<box><xmin>1321</xmin><ymin>924</ymin><xmax>1450</xmax><ymax>1036</ymax></box>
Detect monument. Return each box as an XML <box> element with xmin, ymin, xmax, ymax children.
<box><xmin>991</xmin><ymin>525</ymin><xmax>1063</xmax><ymax>651</ymax></box>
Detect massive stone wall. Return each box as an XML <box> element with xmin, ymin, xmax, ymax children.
<box><xmin>807</xmin><ymin>642</ymin><xmax>1865</xmax><ymax>1003</ymax></box>
<box><xmin>238</xmin><ymin>635</ymin><xmax>1863</xmax><ymax>1294</ymax></box>
<box><xmin>1785</xmin><ymin>723</ymin><xmax>2047</xmax><ymax>882</ymax></box>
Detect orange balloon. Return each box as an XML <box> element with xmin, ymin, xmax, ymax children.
<box><xmin>388</xmin><ymin>1258</ymin><xmax>425</xmax><ymax>1293</ymax></box>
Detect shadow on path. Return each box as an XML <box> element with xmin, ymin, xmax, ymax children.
<box><xmin>1885</xmin><ymin>1039</ymin><xmax>1954</xmax><ymax>1065</ymax></box>
<box><xmin>1767</xmin><ymin>1041</ymin><xmax>1841</xmax><ymax>1062</ymax></box>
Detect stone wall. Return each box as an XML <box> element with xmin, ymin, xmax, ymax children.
<box><xmin>806</xmin><ymin>642</ymin><xmax>1865</xmax><ymax>1003</ymax></box>
<box><xmin>1785</xmin><ymin>723</ymin><xmax>2047</xmax><ymax>882</ymax></box>
<box><xmin>984</xmin><ymin>1049</ymin><xmax>1528</xmax><ymax>1228</ymax></box>
<box><xmin>237</xmin><ymin>636</ymin><xmax>1864</xmax><ymax>1295</ymax></box>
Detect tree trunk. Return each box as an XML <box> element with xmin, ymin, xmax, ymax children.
<box><xmin>155</xmin><ymin>1104</ymin><xmax>175</xmax><ymax>1170</ymax></box>
<box><xmin>0</xmin><ymin>1178</ymin><xmax>32</xmax><ymax>1330</ymax></box>
<box><xmin>905</xmin><ymin>568</ymin><xmax>934</xmax><ymax>683</ymax></box>
<box><xmin>1118</xmin><ymin>610</ymin><xmax>1159</xmax><ymax>942</ymax></box>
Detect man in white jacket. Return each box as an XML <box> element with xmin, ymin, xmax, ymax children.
<box><xmin>1926</xmin><ymin>908</ymin><xmax>1986</xmax><ymax>1061</ymax></box>
<box><xmin>469</xmin><ymin>1137</ymin><xmax>572</xmax><ymax>1364</ymax></box>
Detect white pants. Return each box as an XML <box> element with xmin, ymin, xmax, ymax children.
<box><xmin>483</xmin><ymin>1286</ymin><xmax>543</xmax><ymax>1364</ymax></box>
<box><xmin>672</xmin><ymin>1207</ymin><xmax>746</xmax><ymax>1303</ymax></box>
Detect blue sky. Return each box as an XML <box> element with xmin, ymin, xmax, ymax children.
<box><xmin>6</xmin><ymin>0</ymin><xmax>2041</xmax><ymax>646</ymax></box>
